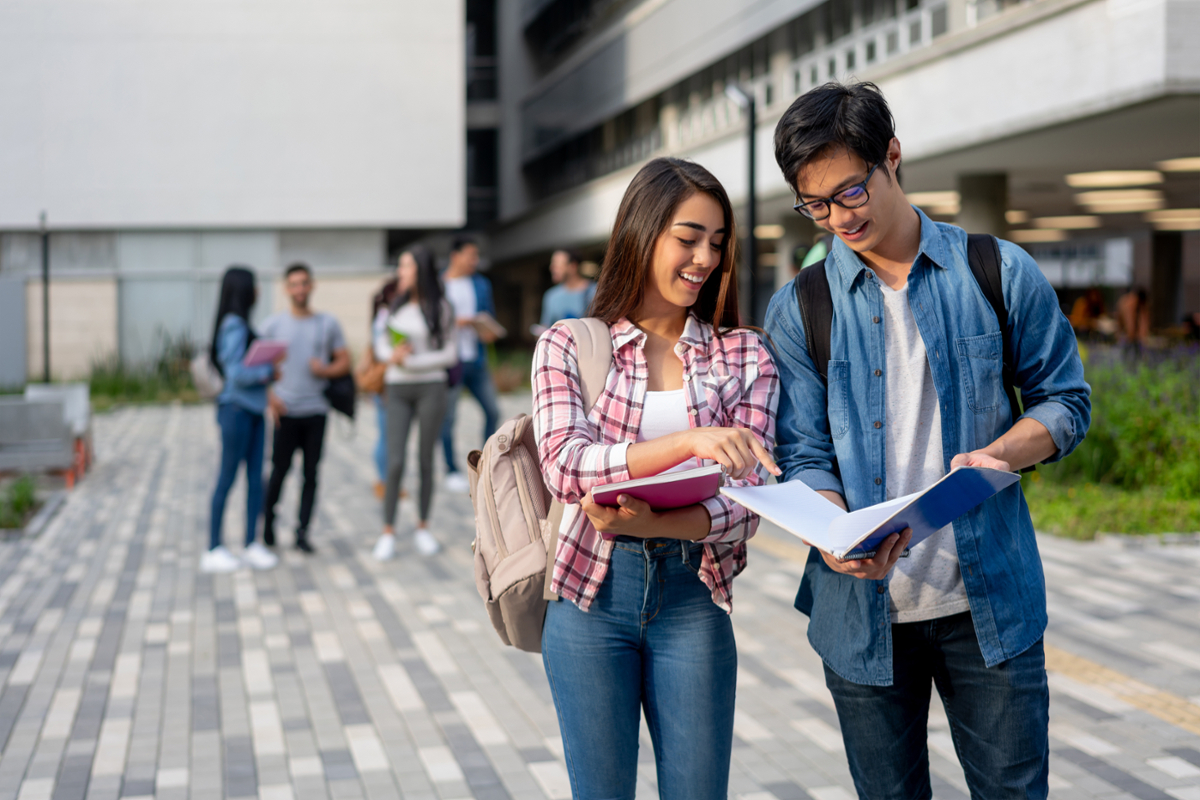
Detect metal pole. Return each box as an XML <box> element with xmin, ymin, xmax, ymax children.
<box><xmin>40</xmin><ymin>211</ymin><xmax>49</xmax><ymax>383</ymax></box>
<box><xmin>746</xmin><ymin>95</ymin><xmax>757</xmax><ymax>324</ymax></box>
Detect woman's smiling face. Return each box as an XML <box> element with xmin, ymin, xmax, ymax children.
<box><xmin>641</xmin><ymin>191</ymin><xmax>726</xmax><ymax>316</ymax></box>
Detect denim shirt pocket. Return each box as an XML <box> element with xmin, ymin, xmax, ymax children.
<box><xmin>826</xmin><ymin>360</ymin><xmax>851</xmax><ymax>438</ymax></box>
<box><xmin>955</xmin><ymin>332</ymin><xmax>1004</xmax><ymax>413</ymax></box>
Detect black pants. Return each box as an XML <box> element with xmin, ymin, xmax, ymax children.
<box><xmin>264</xmin><ymin>414</ymin><xmax>327</xmax><ymax>541</ymax></box>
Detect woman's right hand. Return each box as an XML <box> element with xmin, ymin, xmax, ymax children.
<box><xmin>680</xmin><ymin>428</ymin><xmax>780</xmax><ymax>481</ymax></box>
<box><xmin>391</xmin><ymin>343</ymin><xmax>413</xmax><ymax>365</ymax></box>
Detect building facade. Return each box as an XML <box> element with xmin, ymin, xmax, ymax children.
<box><xmin>486</xmin><ymin>0</ymin><xmax>1200</xmax><ymax>341</ymax></box>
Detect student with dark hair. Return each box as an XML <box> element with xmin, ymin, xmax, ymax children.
<box><xmin>260</xmin><ymin>262</ymin><xmax>350</xmax><ymax>554</ymax></box>
<box><xmin>373</xmin><ymin>244</ymin><xmax>457</xmax><ymax>560</ymax></box>
<box><xmin>534</xmin><ymin>248</ymin><xmax>596</xmax><ymax>335</ymax></box>
<box><xmin>205</xmin><ymin>266</ymin><xmax>283</xmax><ymax>573</ymax></box>
<box><xmin>533</xmin><ymin>157</ymin><xmax>780</xmax><ymax>799</ymax></box>
<box><xmin>765</xmin><ymin>82</ymin><xmax>1091</xmax><ymax>798</ymax></box>
<box><xmin>439</xmin><ymin>234</ymin><xmax>502</xmax><ymax>493</ymax></box>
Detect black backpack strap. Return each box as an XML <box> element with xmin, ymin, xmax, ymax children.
<box><xmin>793</xmin><ymin>260</ymin><xmax>833</xmax><ymax>382</ymax></box>
<box><xmin>965</xmin><ymin>234</ymin><xmax>1023</xmax><ymax>427</ymax></box>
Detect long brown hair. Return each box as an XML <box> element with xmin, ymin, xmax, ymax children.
<box><xmin>589</xmin><ymin>157</ymin><xmax>740</xmax><ymax>332</ymax></box>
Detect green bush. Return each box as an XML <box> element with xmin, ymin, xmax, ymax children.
<box><xmin>89</xmin><ymin>330</ymin><xmax>199</xmax><ymax>409</ymax></box>
<box><xmin>1036</xmin><ymin>350</ymin><xmax>1200</xmax><ymax>501</ymax></box>
<box><xmin>0</xmin><ymin>475</ymin><xmax>38</xmax><ymax>529</ymax></box>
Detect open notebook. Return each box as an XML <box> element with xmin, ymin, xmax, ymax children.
<box><xmin>721</xmin><ymin>466</ymin><xmax>1020</xmax><ymax>560</ymax></box>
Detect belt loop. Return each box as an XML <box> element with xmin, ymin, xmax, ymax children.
<box><xmin>679</xmin><ymin>539</ymin><xmax>688</xmax><ymax>565</ymax></box>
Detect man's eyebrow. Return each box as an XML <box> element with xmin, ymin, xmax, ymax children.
<box><xmin>798</xmin><ymin>173</ymin><xmax>861</xmax><ymax>200</ymax></box>
<box><xmin>673</xmin><ymin>221</ymin><xmax>727</xmax><ymax>235</ymax></box>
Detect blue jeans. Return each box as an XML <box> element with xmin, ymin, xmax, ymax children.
<box><xmin>209</xmin><ymin>403</ymin><xmax>265</xmax><ymax>551</ymax></box>
<box><xmin>373</xmin><ymin>393</ymin><xmax>387</xmax><ymax>481</ymax></box>
<box><xmin>541</xmin><ymin>538</ymin><xmax>737</xmax><ymax>800</ymax></box>
<box><xmin>440</xmin><ymin>357</ymin><xmax>500</xmax><ymax>474</ymax></box>
<box><xmin>823</xmin><ymin>611</ymin><xmax>1049</xmax><ymax>800</ymax></box>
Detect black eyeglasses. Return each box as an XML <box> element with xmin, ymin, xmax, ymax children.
<box><xmin>793</xmin><ymin>162</ymin><xmax>881</xmax><ymax>220</ymax></box>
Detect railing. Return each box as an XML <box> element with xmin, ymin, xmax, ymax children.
<box><xmin>467</xmin><ymin>57</ymin><xmax>497</xmax><ymax>102</ymax></box>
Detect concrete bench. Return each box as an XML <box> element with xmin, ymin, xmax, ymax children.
<box><xmin>0</xmin><ymin>398</ymin><xmax>79</xmax><ymax>486</ymax></box>
<box><xmin>24</xmin><ymin>383</ymin><xmax>93</xmax><ymax>475</ymax></box>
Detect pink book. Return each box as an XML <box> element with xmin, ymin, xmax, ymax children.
<box><xmin>242</xmin><ymin>340</ymin><xmax>287</xmax><ymax>367</ymax></box>
<box><xmin>591</xmin><ymin>464</ymin><xmax>725</xmax><ymax>513</ymax></box>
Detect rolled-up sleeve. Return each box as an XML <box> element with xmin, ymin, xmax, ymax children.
<box><xmin>764</xmin><ymin>287</ymin><xmax>845</xmax><ymax>496</ymax></box>
<box><xmin>1000</xmin><ymin>241</ymin><xmax>1091</xmax><ymax>462</ymax></box>
<box><xmin>700</xmin><ymin>336</ymin><xmax>779</xmax><ymax>544</ymax></box>
<box><xmin>532</xmin><ymin>325</ymin><xmax>631</xmax><ymax>504</ymax></box>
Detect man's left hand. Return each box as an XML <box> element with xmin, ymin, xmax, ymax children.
<box><xmin>950</xmin><ymin>451</ymin><xmax>1011</xmax><ymax>472</ymax></box>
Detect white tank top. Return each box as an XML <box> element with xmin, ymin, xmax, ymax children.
<box><xmin>637</xmin><ymin>389</ymin><xmax>700</xmax><ymax>473</ymax></box>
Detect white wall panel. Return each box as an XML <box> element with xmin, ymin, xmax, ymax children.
<box><xmin>0</xmin><ymin>1</ymin><xmax>464</xmax><ymax>229</ymax></box>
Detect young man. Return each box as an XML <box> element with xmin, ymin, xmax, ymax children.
<box><xmin>260</xmin><ymin>263</ymin><xmax>350</xmax><ymax>553</ymax></box>
<box><xmin>534</xmin><ymin>249</ymin><xmax>597</xmax><ymax>335</ymax></box>
<box><xmin>764</xmin><ymin>82</ymin><xmax>1090</xmax><ymax>799</ymax></box>
<box><xmin>439</xmin><ymin>235</ymin><xmax>502</xmax><ymax>493</ymax></box>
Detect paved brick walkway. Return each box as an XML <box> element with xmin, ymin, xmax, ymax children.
<box><xmin>1</xmin><ymin>396</ymin><xmax>1198</xmax><ymax>800</ymax></box>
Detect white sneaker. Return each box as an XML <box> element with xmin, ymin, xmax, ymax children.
<box><xmin>414</xmin><ymin>529</ymin><xmax>441</xmax><ymax>557</ymax></box>
<box><xmin>444</xmin><ymin>472</ymin><xmax>470</xmax><ymax>494</ymax></box>
<box><xmin>373</xmin><ymin>534</ymin><xmax>396</xmax><ymax>561</ymax></box>
<box><xmin>242</xmin><ymin>542</ymin><xmax>279</xmax><ymax>570</ymax></box>
<box><xmin>200</xmin><ymin>546</ymin><xmax>241</xmax><ymax>573</ymax></box>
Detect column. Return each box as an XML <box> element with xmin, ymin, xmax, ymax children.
<box><xmin>956</xmin><ymin>173</ymin><xmax>1008</xmax><ymax>236</ymax></box>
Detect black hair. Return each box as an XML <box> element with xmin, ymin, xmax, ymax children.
<box><xmin>774</xmin><ymin>81</ymin><xmax>897</xmax><ymax>195</ymax></box>
<box><xmin>209</xmin><ymin>266</ymin><xmax>257</xmax><ymax>377</ymax></box>
<box><xmin>562</xmin><ymin>249</ymin><xmax>582</xmax><ymax>267</ymax></box>
<box><xmin>449</xmin><ymin>234</ymin><xmax>477</xmax><ymax>254</ymax></box>
<box><xmin>285</xmin><ymin>262</ymin><xmax>312</xmax><ymax>279</ymax></box>
<box><xmin>391</xmin><ymin>244</ymin><xmax>447</xmax><ymax>348</ymax></box>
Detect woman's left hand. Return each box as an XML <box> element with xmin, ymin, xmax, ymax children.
<box><xmin>580</xmin><ymin>491</ymin><xmax>659</xmax><ymax>538</ymax></box>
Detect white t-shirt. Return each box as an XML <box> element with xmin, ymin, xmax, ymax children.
<box><xmin>443</xmin><ymin>276</ymin><xmax>478</xmax><ymax>363</ymax></box>
<box><xmin>637</xmin><ymin>389</ymin><xmax>700</xmax><ymax>473</ymax></box>
<box><xmin>879</xmin><ymin>281</ymin><xmax>971</xmax><ymax>623</ymax></box>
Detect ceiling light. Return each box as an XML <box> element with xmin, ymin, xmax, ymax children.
<box><xmin>1076</xmin><ymin>189</ymin><xmax>1164</xmax><ymax>213</ymax></box>
<box><xmin>754</xmin><ymin>224</ymin><xmax>784</xmax><ymax>239</ymax></box>
<box><xmin>908</xmin><ymin>191</ymin><xmax>960</xmax><ymax>207</ymax></box>
<box><xmin>1147</xmin><ymin>208</ymin><xmax>1200</xmax><ymax>230</ymax></box>
<box><xmin>1005</xmin><ymin>210</ymin><xmax>1029</xmax><ymax>224</ymax></box>
<box><xmin>1065</xmin><ymin>170</ymin><xmax>1162</xmax><ymax>188</ymax></box>
<box><xmin>1032</xmin><ymin>216</ymin><xmax>1100</xmax><ymax>229</ymax></box>
<box><xmin>1156</xmin><ymin>157</ymin><xmax>1200</xmax><ymax>172</ymax></box>
<box><xmin>1010</xmin><ymin>229</ymin><xmax>1068</xmax><ymax>243</ymax></box>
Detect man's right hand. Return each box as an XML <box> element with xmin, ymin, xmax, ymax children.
<box><xmin>807</xmin><ymin>528</ymin><xmax>912</xmax><ymax>580</ymax></box>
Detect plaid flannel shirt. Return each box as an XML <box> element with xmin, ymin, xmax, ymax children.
<box><xmin>532</xmin><ymin>316</ymin><xmax>779</xmax><ymax>613</ymax></box>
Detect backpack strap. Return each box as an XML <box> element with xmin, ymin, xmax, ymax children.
<box><xmin>793</xmin><ymin>260</ymin><xmax>833</xmax><ymax>382</ymax></box>
<box><xmin>965</xmin><ymin>234</ymin><xmax>1023</xmax><ymax>426</ymax></box>
<box><xmin>543</xmin><ymin>317</ymin><xmax>614</xmax><ymax>600</ymax></box>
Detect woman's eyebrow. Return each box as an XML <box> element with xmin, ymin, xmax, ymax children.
<box><xmin>673</xmin><ymin>221</ymin><xmax>727</xmax><ymax>235</ymax></box>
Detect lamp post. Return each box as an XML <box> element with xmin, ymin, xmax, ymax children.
<box><xmin>40</xmin><ymin>211</ymin><xmax>49</xmax><ymax>384</ymax></box>
<box><xmin>725</xmin><ymin>83</ymin><xmax>757</xmax><ymax>323</ymax></box>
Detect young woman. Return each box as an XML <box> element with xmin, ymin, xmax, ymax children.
<box><xmin>205</xmin><ymin>266</ymin><xmax>281</xmax><ymax>574</ymax></box>
<box><xmin>533</xmin><ymin>157</ymin><xmax>781</xmax><ymax>799</ymax></box>
<box><xmin>373</xmin><ymin>244</ymin><xmax>457</xmax><ymax>561</ymax></box>
<box><xmin>369</xmin><ymin>276</ymin><xmax>399</xmax><ymax>498</ymax></box>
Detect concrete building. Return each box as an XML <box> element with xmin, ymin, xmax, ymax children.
<box><xmin>0</xmin><ymin>1</ymin><xmax>466</xmax><ymax>382</ymax></box>
<box><xmin>487</xmin><ymin>0</ymin><xmax>1200</xmax><ymax>340</ymax></box>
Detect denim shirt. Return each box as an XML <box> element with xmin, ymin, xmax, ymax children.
<box><xmin>215</xmin><ymin>314</ymin><xmax>274</xmax><ymax>414</ymax></box>
<box><xmin>763</xmin><ymin>209</ymin><xmax>1090</xmax><ymax>686</ymax></box>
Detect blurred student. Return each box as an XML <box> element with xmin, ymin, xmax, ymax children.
<box><xmin>1116</xmin><ymin>286</ymin><xmax>1150</xmax><ymax>352</ymax></box>
<box><xmin>532</xmin><ymin>249</ymin><xmax>597</xmax><ymax>336</ymax></box>
<box><xmin>260</xmin><ymin>263</ymin><xmax>349</xmax><ymax>554</ymax></box>
<box><xmin>368</xmin><ymin>276</ymin><xmax>399</xmax><ymax>498</ymax></box>
<box><xmin>373</xmin><ymin>245</ymin><xmax>457</xmax><ymax>561</ymax></box>
<box><xmin>440</xmin><ymin>235</ymin><xmax>501</xmax><ymax>493</ymax></box>
<box><xmin>204</xmin><ymin>266</ymin><xmax>281</xmax><ymax>573</ymax></box>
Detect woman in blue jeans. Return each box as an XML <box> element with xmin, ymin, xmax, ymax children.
<box><xmin>532</xmin><ymin>158</ymin><xmax>781</xmax><ymax>799</ymax></box>
<box><xmin>204</xmin><ymin>266</ymin><xmax>281</xmax><ymax>574</ymax></box>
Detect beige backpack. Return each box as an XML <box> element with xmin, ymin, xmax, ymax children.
<box><xmin>466</xmin><ymin>318</ymin><xmax>612</xmax><ymax>653</ymax></box>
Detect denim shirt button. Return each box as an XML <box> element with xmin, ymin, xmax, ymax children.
<box><xmin>874</xmin><ymin>477</ymin><xmax>882</xmax><ymax>485</ymax></box>
<box><xmin>872</xmin><ymin>316</ymin><xmax>881</xmax><ymax>324</ymax></box>
<box><xmin>876</xmin><ymin>585</ymin><xmax>886</xmax><ymax>594</ymax></box>
<box><xmin>873</xmin><ymin>421</ymin><xmax>882</xmax><ymax>429</ymax></box>
<box><xmin>874</xmin><ymin>369</ymin><xmax>882</xmax><ymax>377</ymax></box>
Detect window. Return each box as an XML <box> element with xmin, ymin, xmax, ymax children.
<box><xmin>846</xmin><ymin>49</ymin><xmax>856</xmax><ymax>70</ymax></box>
<box><xmin>866</xmin><ymin>40</ymin><xmax>877</xmax><ymax>63</ymax></box>
<box><xmin>886</xmin><ymin>30</ymin><xmax>900</xmax><ymax>54</ymax></box>
<box><xmin>931</xmin><ymin>5</ymin><xmax>949</xmax><ymax>36</ymax></box>
<box><xmin>828</xmin><ymin>57</ymin><xmax>837</xmax><ymax>77</ymax></box>
<box><xmin>909</xmin><ymin>19</ymin><xmax>922</xmax><ymax>46</ymax></box>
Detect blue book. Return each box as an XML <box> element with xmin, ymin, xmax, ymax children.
<box><xmin>721</xmin><ymin>466</ymin><xmax>1021</xmax><ymax>561</ymax></box>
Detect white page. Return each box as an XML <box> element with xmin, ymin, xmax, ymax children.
<box><xmin>826</xmin><ymin>492</ymin><xmax>919</xmax><ymax>552</ymax></box>
<box><xmin>720</xmin><ymin>480</ymin><xmax>846</xmax><ymax>549</ymax></box>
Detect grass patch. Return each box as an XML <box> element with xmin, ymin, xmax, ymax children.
<box><xmin>1023</xmin><ymin>477</ymin><xmax>1200</xmax><ymax>539</ymax></box>
<box><xmin>90</xmin><ymin>331</ymin><xmax>199</xmax><ymax>411</ymax></box>
<box><xmin>0</xmin><ymin>475</ymin><xmax>39</xmax><ymax>530</ymax></box>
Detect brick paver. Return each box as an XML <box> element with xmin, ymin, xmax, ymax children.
<box><xmin>0</xmin><ymin>395</ymin><xmax>1197</xmax><ymax>799</ymax></box>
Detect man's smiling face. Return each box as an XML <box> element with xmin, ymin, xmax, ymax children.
<box><xmin>795</xmin><ymin>141</ymin><xmax>903</xmax><ymax>255</ymax></box>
